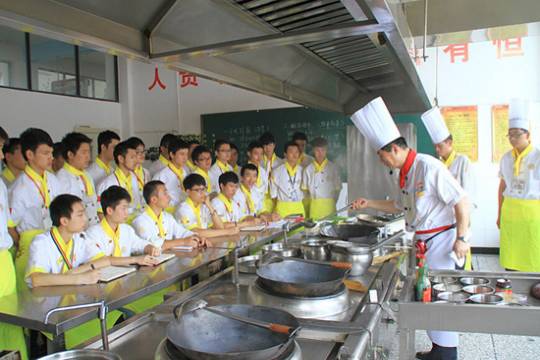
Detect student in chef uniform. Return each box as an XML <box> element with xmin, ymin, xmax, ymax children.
<box><xmin>302</xmin><ymin>137</ymin><xmax>342</xmax><ymax>220</ymax></box>
<box><xmin>234</xmin><ymin>164</ymin><xmax>280</xmax><ymax>222</ymax></box>
<box><xmin>229</xmin><ymin>143</ymin><xmax>241</xmax><ymax>175</ymax></box>
<box><xmin>176</xmin><ymin>174</ymin><xmax>239</xmax><ymax>238</ymax></box>
<box><xmin>271</xmin><ymin>142</ymin><xmax>305</xmax><ymax>218</ymax></box>
<box><xmin>350</xmin><ymin>97</ymin><xmax>470</xmax><ymax>360</ymax></box>
<box><xmin>10</xmin><ymin>128</ymin><xmax>62</xmax><ymax>289</ymax></box>
<box><xmin>133</xmin><ymin>181</ymin><xmax>210</xmax><ymax>250</ymax></box>
<box><xmin>98</xmin><ymin>140</ymin><xmax>142</xmax><ymax>223</ymax></box>
<box><xmin>127</xmin><ymin>137</ymin><xmax>151</xmax><ymax>195</ymax></box>
<box><xmin>259</xmin><ymin>132</ymin><xmax>283</xmax><ymax>213</ymax></box>
<box><xmin>56</xmin><ymin>132</ymin><xmax>100</xmax><ymax>227</ymax></box>
<box><xmin>191</xmin><ymin>145</ymin><xmax>214</xmax><ymax>195</ymax></box>
<box><xmin>25</xmin><ymin>194</ymin><xmax>126</xmax><ymax>348</ymax></box>
<box><xmin>245</xmin><ymin>141</ymin><xmax>269</xmax><ymax>202</ymax></box>
<box><xmin>52</xmin><ymin>142</ymin><xmax>65</xmax><ymax>173</ymax></box>
<box><xmin>2</xmin><ymin>138</ymin><xmax>25</xmax><ymax>189</ymax></box>
<box><xmin>292</xmin><ymin>132</ymin><xmax>313</xmax><ymax>217</ymax></box>
<box><xmin>211</xmin><ymin>172</ymin><xmax>262</xmax><ymax>228</ymax></box>
<box><xmin>0</xmin><ymin>127</ymin><xmax>28</xmax><ymax>360</ymax></box>
<box><xmin>209</xmin><ymin>139</ymin><xmax>233</xmax><ymax>194</ymax></box>
<box><xmin>149</xmin><ymin>133</ymin><xmax>177</xmax><ymax>177</ymax></box>
<box><xmin>186</xmin><ymin>139</ymin><xmax>200</xmax><ymax>172</ymax></box>
<box><xmin>87</xmin><ymin>130</ymin><xmax>120</xmax><ymax>186</ymax></box>
<box><xmin>152</xmin><ymin>137</ymin><xmax>190</xmax><ymax>213</ymax></box>
<box><xmin>421</xmin><ymin>107</ymin><xmax>473</xmax><ymax>191</ymax></box>
<box><xmin>498</xmin><ymin>99</ymin><xmax>540</xmax><ymax>272</ymax></box>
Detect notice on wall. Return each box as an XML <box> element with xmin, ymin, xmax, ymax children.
<box><xmin>441</xmin><ymin>106</ymin><xmax>478</xmax><ymax>161</ymax></box>
<box><xmin>491</xmin><ymin>105</ymin><xmax>511</xmax><ymax>162</ymax></box>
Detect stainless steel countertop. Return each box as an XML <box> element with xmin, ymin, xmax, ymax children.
<box><xmin>0</xmin><ymin>227</ymin><xmax>295</xmax><ymax>335</ymax></box>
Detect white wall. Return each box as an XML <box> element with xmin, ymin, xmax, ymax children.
<box><xmin>415</xmin><ymin>35</ymin><xmax>540</xmax><ymax>248</ymax></box>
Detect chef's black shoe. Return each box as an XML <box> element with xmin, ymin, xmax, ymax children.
<box><xmin>416</xmin><ymin>344</ymin><xmax>457</xmax><ymax>360</ymax></box>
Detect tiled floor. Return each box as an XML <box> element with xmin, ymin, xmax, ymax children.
<box><xmin>383</xmin><ymin>255</ymin><xmax>540</xmax><ymax>360</ymax></box>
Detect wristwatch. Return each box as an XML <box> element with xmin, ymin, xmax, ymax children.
<box><xmin>457</xmin><ymin>235</ymin><xmax>468</xmax><ymax>243</ymax></box>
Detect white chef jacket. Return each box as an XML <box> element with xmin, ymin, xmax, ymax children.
<box><xmin>10</xmin><ymin>170</ymin><xmax>62</xmax><ymax>232</ymax></box>
<box><xmin>1</xmin><ymin>167</ymin><xmax>17</xmax><ymax>190</ymax></box>
<box><xmin>132</xmin><ymin>208</ymin><xmax>194</xmax><ymax>248</ymax></box>
<box><xmin>499</xmin><ymin>146</ymin><xmax>540</xmax><ymax>199</ymax></box>
<box><xmin>0</xmin><ymin>180</ymin><xmax>13</xmax><ymax>251</ymax></box>
<box><xmin>149</xmin><ymin>156</ymin><xmax>169</xmax><ymax>177</ymax></box>
<box><xmin>302</xmin><ymin>160</ymin><xmax>341</xmax><ymax>199</ymax></box>
<box><xmin>270</xmin><ymin>163</ymin><xmax>304</xmax><ymax>202</ymax></box>
<box><xmin>152</xmin><ymin>164</ymin><xmax>189</xmax><ymax>208</ymax></box>
<box><xmin>25</xmin><ymin>229</ymin><xmax>100</xmax><ymax>287</ymax></box>
<box><xmin>98</xmin><ymin>170</ymin><xmax>143</xmax><ymax>215</ymax></box>
<box><xmin>87</xmin><ymin>159</ymin><xmax>114</xmax><ymax>188</ymax></box>
<box><xmin>211</xmin><ymin>195</ymin><xmax>242</xmax><ymax>223</ymax></box>
<box><xmin>262</xmin><ymin>154</ymin><xmax>284</xmax><ymax>174</ymax></box>
<box><xmin>234</xmin><ymin>185</ymin><xmax>264</xmax><ymax>218</ymax></box>
<box><xmin>209</xmin><ymin>161</ymin><xmax>233</xmax><ymax>193</ymax></box>
<box><xmin>56</xmin><ymin>167</ymin><xmax>100</xmax><ymax>226</ymax></box>
<box><xmin>175</xmin><ymin>199</ymin><xmax>213</xmax><ymax>230</ymax></box>
<box><xmin>85</xmin><ymin>220</ymin><xmax>151</xmax><ymax>257</ymax></box>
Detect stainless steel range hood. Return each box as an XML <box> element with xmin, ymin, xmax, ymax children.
<box><xmin>0</xmin><ymin>0</ymin><xmax>431</xmax><ymax>114</ymax></box>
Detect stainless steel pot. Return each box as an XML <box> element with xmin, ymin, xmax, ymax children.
<box><xmin>300</xmin><ymin>239</ymin><xmax>331</xmax><ymax>261</ymax></box>
<box><xmin>38</xmin><ymin>350</ymin><xmax>121</xmax><ymax>360</ymax></box>
<box><xmin>261</xmin><ymin>243</ymin><xmax>300</xmax><ymax>258</ymax></box>
<box><xmin>327</xmin><ymin>240</ymin><xmax>373</xmax><ymax>276</ymax></box>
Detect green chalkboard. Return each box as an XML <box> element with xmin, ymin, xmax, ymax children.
<box><xmin>201</xmin><ymin>107</ymin><xmax>435</xmax><ymax>180</ymax></box>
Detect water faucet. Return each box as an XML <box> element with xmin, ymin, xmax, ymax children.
<box><xmin>282</xmin><ymin>222</ymin><xmax>291</xmax><ymax>245</ymax></box>
<box><xmin>44</xmin><ymin>300</ymin><xmax>109</xmax><ymax>350</ymax></box>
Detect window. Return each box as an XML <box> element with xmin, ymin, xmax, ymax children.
<box><xmin>0</xmin><ymin>24</ymin><xmax>118</xmax><ymax>101</ymax></box>
<box><xmin>79</xmin><ymin>47</ymin><xmax>117</xmax><ymax>100</ymax></box>
<box><xmin>0</xmin><ymin>25</ymin><xmax>28</xmax><ymax>89</ymax></box>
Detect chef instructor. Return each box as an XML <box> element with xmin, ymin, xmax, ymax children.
<box><xmin>350</xmin><ymin>97</ymin><xmax>471</xmax><ymax>360</ymax></box>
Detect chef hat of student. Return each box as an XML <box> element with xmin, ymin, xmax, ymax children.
<box><xmin>421</xmin><ymin>107</ymin><xmax>451</xmax><ymax>144</ymax></box>
<box><xmin>509</xmin><ymin>99</ymin><xmax>530</xmax><ymax>131</ymax></box>
<box><xmin>350</xmin><ymin>97</ymin><xmax>401</xmax><ymax>150</ymax></box>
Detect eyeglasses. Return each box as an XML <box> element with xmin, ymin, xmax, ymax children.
<box><xmin>506</xmin><ymin>131</ymin><xmax>526</xmax><ymax>139</ymax></box>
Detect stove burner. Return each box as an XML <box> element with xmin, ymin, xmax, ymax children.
<box><xmin>255</xmin><ymin>278</ymin><xmax>346</xmax><ymax>300</ymax></box>
<box><xmin>159</xmin><ymin>339</ymin><xmax>299</xmax><ymax>359</ymax></box>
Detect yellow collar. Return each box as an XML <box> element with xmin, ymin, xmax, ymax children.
<box><xmin>285</xmin><ymin>162</ymin><xmax>299</xmax><ymax>178</ymax></box>
<box><xmin>100</xmin><ymin>218</ymin><xmax>122</xmax><ymax>257</ymax></box>
<box><xmin>2</xmin><ymin>167</ymin><xmax>16</xmax><ymax>183</ymax></box>
<box><xmin>217</xmin><ymin>193</ymin><xmax>234</xmax><ymax>215</ymax></box>
<box><xmin>313</xmin><ymin>159</ymin><xmax>328</xmax><ymax>173</ymax></box>
<box><xmin>64</xmin><ymin>162</ymin><xmax>95</xmax><ymax>196</ymax></box>
<box><xmin>248</xmin><ymin>161</ymin><xmax>263</xmax><ymax>187</ymax></box>
<box><xmin>114</xmin><ymin>168</ymin><xmax>134</xmax><ymax>200</ymax></box>
<box><xmin>134</xmin><ymin>166</ymin><xmax>146</xmax><ymax>192</ymax></box>
<box><xmin>145</xmin><ymin>206</ymin><xmax>166</xmax><ymax>239</ymax></box>
<box><xmin>186</xmin><ymin>159</ymin><xmax>196</xmax><ymax>171</ymax></box>
<box><xmin>159</xmin><ymin>155</ymin><xmax>169</xmax><ymax>166</ymax></box>
<box><xmin>216</xmin><ymin>160</ymin><xmax>231</xmax><ymax>173</ymax></box>
<box><xmin>95</xmin><ymin>157</ymin><xmax>112</xmax><ymax>175</ymax></box>
<box><xmin>297</xmin><ymin>153</ymin><xmax>306</xmax><ymax>166</ymax></box>
<box><xmin>168</xmin><ymin>162</ymin><xmax>185</xmax><ymax>183</ymax></box>
<box><xmin>240</xmin><ymin>184</ymin><xmax>255</xmax><ymax>214</ymax></box>
<box><xmin>24</xmin><ymin>165</ymin><xmax>51</xmax><ymax>207</ymax></box>
<box><xmin>442</xmin><ymin>150</ymin><xmax>457</xmax><ymax>168</ymax></box>
<box><xmin>195</xmin><ymin>167</ymin><xmax>212</xmax><ymax>192</ymax></box>
<box><xmin>50</xmin><ymin>226</ymin><xmax>74</xmax><ymax>272</ymax></box>
<box><xmin>512</xmin><ymin>143</ymin><xmax>533</xmax><ymax>177</ymax></box>
<box><xmin>186</xmin><ymin>197</ymin><xmax>202</xmax><ymax>228</ymax></box>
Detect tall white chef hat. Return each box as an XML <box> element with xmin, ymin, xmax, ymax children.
<box><xmin>508</xmin><ymin>99</ymin><xmax>530</xmax><ymax>131</ymax></box>
<box><xmin>350</xmin><ymin>97</ymin><xmax>401</xmax><ymax>150</ymax></box>
<box><xmin>421</xmin><ymin>107</ymin><xmax>451</xmax><ymax>144</ymax></box>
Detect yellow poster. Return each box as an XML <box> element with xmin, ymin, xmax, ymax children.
<box><xmin>441</xmin><ymin>106</ymin><xmax>478</xmax><ymax>161</ymax></box>
<box><xmin>491</xmin><ymin>105</ymin><xmax>511</xmax><ymax>162</ymax></box>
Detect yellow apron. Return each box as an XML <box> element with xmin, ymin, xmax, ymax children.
<box><xmin>309</xmin><ymin>198</ymin><xmax>336</xmax><ymax>220</ymax></box>
<box><xmin>0</xmin><ymin>250</ymin><xmax>28</xmax><ymax>360</ymax></box>
<box><xmin>263</xmin><ymin>194</ymin><xmax>275</xmax><ymax>213</ymax></box>
<box><xmin>15</xmin><ymin>229</ymin><xmax>44</xmax><ymax>291</ymax></box>
<box><xmin>302</xmin><ymin>197</ymin><xmax>311</xmax><ymax>219</ymax></box>
<box><xmin>275</xmin><ymin>201</ymin><xmax>305</xmax><ymax>219</ymax></box>
<box><xmin>500</xmin><ymin>197</ymin><xmax>540</xmax><ymax>272</ymax></box>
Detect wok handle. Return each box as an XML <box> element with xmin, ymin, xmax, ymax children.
<box><xmin>269</xmin><ymin>323</ymin><xmax>294</xmax><ymax>335</ymax></box>
<box><xmin>329</xmin><ymin>261</ymin><xmax>352</xmax><ymax>270</ymax></box>
<box><xmin>173</xmin><ymin>303</ymin><xmax>182</xmax><ymax>320</ymax></box>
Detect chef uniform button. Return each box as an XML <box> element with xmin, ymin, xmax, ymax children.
<box><xmin>405</xmin><ymin>222</ymin><xmax>409</xmax><ymax>226</ymax></box>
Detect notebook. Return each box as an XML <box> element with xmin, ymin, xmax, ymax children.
<box><xmin>98</xmin><ymin>266</ymin><xmax>136</xmax><ymax>282</ymax></box>
<box><xmin>240</xmin><ymin>225</ymin><xmax>266</xmax><ymax>232</ymax></box>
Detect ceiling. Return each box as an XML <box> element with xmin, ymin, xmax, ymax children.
<box><xmin>0</xmin><ymin>0</ymin><xmax>431</xmax><ymax>114</ymax></box>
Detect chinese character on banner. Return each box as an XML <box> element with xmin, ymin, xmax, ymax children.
<box><xmin>148</xmin><ymin>66</ymin><xmax>166</xmax><ymax>91</ymax></box>
<box><xmin>179</xmin><ymin>72</ymin><xmax>198</xmax><ymax>88</ymax></box>
<box><xmin>492</xmin><ymin>37</ymin><xmax>524</xmax><ymax>58</ymax></box>
<box><xmin>443</xmin><ymin>44</ymin><xmax>469</xmax><ymax>63</ymax></box>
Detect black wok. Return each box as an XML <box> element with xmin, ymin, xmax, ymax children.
<box><xmin>320</xmin><ymin>223</ymin><xmax>379</xmax><ymax>244</ymax></box>
<box><xmin>256</xmin><ymin>258</ymin><xmax>349</xmax><ymax>297</ymax></box>
<box><xmin>167</xmin><ymin>304</ymin><xmax>299</xmax><ymax>360</ymax></box>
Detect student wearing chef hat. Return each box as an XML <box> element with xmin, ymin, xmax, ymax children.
<box><xmin>350</xmin><ymin>97</ymin><xmax>470</xmax><ymax>360</ymax></box>
<box><xmin>498</xmin><ymin>99</ymin><xmax>540</xmax><ymax>272</ymax></box>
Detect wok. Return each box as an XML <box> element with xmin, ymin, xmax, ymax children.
<box><xmin>320</xmin><ymin>223</ymin><xmax>379</xmax><ymax>245</ymax></box>
<box><xmin>256</xmin><ymin>258</ymin><xmax>349</xmax><ymax>297</ymax></box>
<box><xmin>168</xmin><ymin>304</ymin><xmax>299</xmax><ymax>360</ymax></box>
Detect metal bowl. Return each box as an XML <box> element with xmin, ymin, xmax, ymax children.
<box><xmin>462</xmin><ymin>285</ymin><xmax>495</xmax><ymax>295</ymax></box>
<box><xmin>37</xmin><ymin>350</ymin><xmax>122</xmax><ymax>360</ymax></box>
<box><xmin>238</xmin><ymin>255</ymin><xmax>261</xmax><ymax>274</ymax></box>
<box><xmin>433</xmin><ymin>283</ymin><xmax>462</xmax><ymax>293</ymax></box>
<box><xmin>436</xmin><ymin>291</ymin><xmax>470</xmax><ymax>303</ymax></box>
<box><xmin>300</xmin><ymin>239</ymin><xmax>331</xmax><ymax>261</ymax></box>
<box><xmin>261</xmin><ymin>243</ymin><xmax>300</xmax><ymax>258</ymax></box>
<box><xmin>431</xmin><ymin>276</ymin><xmax>458</xmax><ymax>285</ymax></box>
<box><xmin>327</xmin><ymin>240</ymin><xmax>373</xmax><ymax>276</ymax></box>
<box><xmin>469</xmin><ymin>293</ymin><xmax>504</xmax><ymax>305</ymax></box>
<box><xmin>459</xmin><ymin>277</ymin><xmax>490</xmax><ymax>286</ymax></box>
